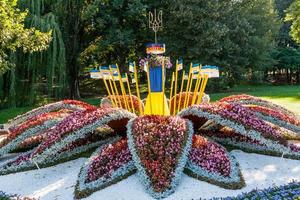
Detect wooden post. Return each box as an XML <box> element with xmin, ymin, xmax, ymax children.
<box><xmin>103</xmin><ymin>78</ymin><xmax>116</xmax><ymax>107</ymax></box>
<box><xmin>125</xmin><ymin>73</ymin><xmax>135</xmax><ymax>113</ymax></box>
<box><xmin>162</xmin><ymin>59</ymin><xmax>166</xmax><ymax>115</ymax></box>
<box><xmin>133</xmin><ymin>62</ymin><xmax>143</xmax><ymax>115</ymax></box>
<box><xmin>109</xmin><ymin>68</ymin><xmax>122</xmax><ymax>107</ymax></box>
<box><xmin>183</xmin><ymin>63</ymin><xmax>192</xmax><ymax>109</ymax></box>
<box><xmin>146</xmin><ymin>63</ymin><xmax>152</xmax><ymax>114</ymax></box>
<box><xmin>192</xmin><ymin>73</ymin><xmax>202</xmax><ymax>105</ymax></box>
<box><xmin>186</xmin><ymin>72</ymin><xmax>194</xmax><ymax>108</ymax></box>
<box><xmin>173</xmin><ymin>60</ymin><xmax>179</xmax><ymax>115</ymax></box>
<box><xmin>177</xmin><ymin>70</ymin><xmax>185</xmax><ymax>113</ymax></box>
<box><xmin>116</xmin><ymin>64</ymin><xmax>130</xmax><ymax>110</ymax></box>
<box><xmin>196</xmin><ymin>74</ymin><xmax>209</xmax><ymax>104</ymax></box>
<box><xmin>169</xmin><ymin>72</ymin><xmax>175</xmax><ymax>113</ymax></box>
<box><xmin>108</xmin><ymin>78</ymin><xmax>119</xmax><ymax>107</ymax></box>
<box><xmin>191</xmin><ymin>65</ymin><xmax>203</xmax><ymax>105</ymax></box>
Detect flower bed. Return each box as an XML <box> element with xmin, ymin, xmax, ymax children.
<box><xmin>101</xmin><ymin>94</ymin><xmax>144</xmax><ymax>115</ymax></box>
<box><xmin>219</xmin><ymin>94</ymin><xmax>297</xmax><ymax>118</ymax></box>
<box><xmin>0</xmin><ymin>111</ymin><xmax>69</xmax><ymax>156</ymax></box>
<box><xmin>201</xmin><ymin>126</ymin><xmax>300</xmax><ymax>160</ymax></box>
<box><xmin>169</xmin><ymin>92</ymin><xmax>210</xmax><ymax>115</ymax></box>
<box><xmin>0</xmin><ymin>191</ymin><xmax>13</xmax><ymax>200</ymax></box>
<box><xmin>0</xmin><ymin>191</ymin><xmax>37</xmax><ymax>200</ymax></box>
<box><xmin>139</xmin><ymin>55</ymin><xmax>172</xmax><ymax>69</ymax></box>
<box><xmin>1</xmin><ymin>95</ymin><xmax>299</xmax><ymax>199</ymax></box>
<box><xmin>179</xmin><ymin>103</ymin><xmax>300</xmax><ymax>160</ymax></box>
<box><xmin>75</xmin><ymin>137</ymin><xmax>135</xmax><ymax>199</ymax></box>
<box><xmin>127</xmin><ymin>115</ymin><xmax>193</xmax><ymax>199</ymax></box>
<box><xmin>217</xmin><ymin>181</ymin><xmax>300</xmax><ymax>200</ymax></box>
<box><xmin>185</xmin><ymin>135</ymin><xmax>244</xmax><ymax>190</ymax></box>
<box><xmin>245</xmin><ymin>105</ymin><xmax>300</xmax><ymax>135</ymax></box>
<box><xmin>31</xmin><ymin>107</ymin><xmax>135</xmax><ymax>159</ymax></box>
<box><xmin>0</xmin><ymin>108</ymin><xmax>136</xmax><ymax>175</ymax></box>
<box><xmin>7</xmin><ymin>100</ymin><xmax>95</xmax><ymax>129</ymax></box>
<box><xmin>16</xmin><ymin>134</ymin><xmax>44</xmax><ymax>151</ymax></box>
<box><xmin>0</xmin><ymin>134</ymin><xmax>114</xmax><ymax>176</ymax></box>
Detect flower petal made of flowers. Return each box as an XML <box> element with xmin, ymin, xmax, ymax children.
<box><xmin>185</xmin><ymin>135</ymin><xmax>245</xmax><ymax>189</ymax></box>
<box><xmin>127</xmin><ymin>115</ymin><xmax>193</xmax><ymax>199</ymax></box>
<box><xmin>75</xmin><ymin>137</ymin><xmax>135</xmax><ymax>199</ymax></box>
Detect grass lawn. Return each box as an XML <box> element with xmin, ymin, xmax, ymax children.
<box><xmin>0</xmin><ymin>84</ymin><xmax>299</xmax><ymax>124</ymax></box>
<box><xmin>209</xmin><ymin>84</ymin><xmax>300</xmax><ymax>115</ymax></box>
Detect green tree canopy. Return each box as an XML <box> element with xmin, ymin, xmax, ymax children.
<box><xmin>80</xmin><ymin>0</ymin><xmax>148</xmax><ymax>68</ymax></box>
<box><xmin>0</xmin><ymin>0</ymin><xmax>51</xmax><ymax>74</ymax></box>
<box><xmin>163</xmin><ymin>0</ymin><xmax>279</xmax><ymax>85</ymax></box>
<box><xmin>286</xmin><ymin>0</ymin><xmax>300</xmax><ymax>44</ymax></box>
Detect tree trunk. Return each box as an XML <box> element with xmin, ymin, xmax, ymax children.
<box><xmin>66</xmin><ymin>1</ymin><xmax>83</xmax><ymax>99</ymax></box>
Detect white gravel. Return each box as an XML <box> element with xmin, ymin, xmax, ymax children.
<box><xmin>0</xmin><ymin>150</ymin><xmax>299</xmax><ymax>200</ymax></box>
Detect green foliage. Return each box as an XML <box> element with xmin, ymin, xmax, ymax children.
<box><xmin>80</xmin><ymin>0</ymin><xmax>148</xmax><ymax>69</ymax></box>
<box><xmin>275</xmin><ymin>0</ymin><xmax>296</xmax><ymax>47</ymax></box>
<box><xmin>164</xmin><ymin>0</ymin><xmax>279</xmax><ymax>85</ymax></box>
<box><xmin>272</xmin><ymin>47</ymin><xmax>300</xmax><ymax>69</ymax></box>
<box><xmin>0</xmin><ymin>0</ymin><xmax>51</xmax><ymax>74</ymax></box>
<box><xmin>286</xmin><ymin>0</ymin><xmax>300</xmax><ymax>44</ymax></box>
<box><xmin>0</xmin><ymin>0</ymin><xmax>297</xmax><ymax>109</ymax></box>
<box><xmin>0</xmin><ymin>0</ymin><xmax>69</xmax><ymax>107</ymax></box>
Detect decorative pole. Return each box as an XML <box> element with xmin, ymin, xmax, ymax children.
<box><xmin>149</xmin><ymin>9</ymin><xmax>163</xmax><ymax>44</ymax></box>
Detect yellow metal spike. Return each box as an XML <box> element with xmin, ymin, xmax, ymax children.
<box><xmin>183</xmin><ymin>63</ymin><xmax>192</xmax><ymax>109</ymax></box>
<box><xmin>116</xmin><ymin>64</ymin><xmax>130</xmax><ymax>111</ymax></box>
<box><xmin>173</xmin><ymin>60</ymin><xmax>179</xmax><ymax>115</ymax></box>
<box><xmin>146</xmin><ymin>63</ymin><xmax>152</xmax><ymax>114</ymax></box>
<box><xmin>109</xmin><ymin>69</ymin><xmax>122</xmax><ymax>107</ymax></box>
<box><xmin>196</xmin><ymin>74</ymin><xmax>209</xmax><ymax>104</ymax></box>
<box><xmin>125</xmin><ymin>73</ymin><xmax>135</xmax><ymax>113</ymax></box>
<box><xmin>133</xmin><ymin>61</ymin><xmax>143</xmax><ymax>115</ymax></box>
<box><xmin>103</xmin><ymin>78</ymin><xmax>116</xmax><ymax>107</ymax></box>
<box><xmin>169</xmin><ymin>72</ymin><xmax>175</xmax><ymax>113</ymax></box>
<box><xmin>177</xmin><ymin>70</ymin><xmax>185</xmax><ymax>113</ymax></box>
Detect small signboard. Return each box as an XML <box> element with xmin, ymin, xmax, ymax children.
<box><xmin>146</xmin><ymin>43</ymin><xmax>165</xmax><ymax>55</ymax></box>
<box><xmin>201</xmin><ymin>65</ymin><xmax>220</xmax><ymax>78</ymax></box>
<box><xmin>90</xmin><ymin>69</ymin><xmax>102</xmax><ymax>79</ymax></box>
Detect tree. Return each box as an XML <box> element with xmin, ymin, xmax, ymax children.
<box><xmin>275</xmin><ymin>0</ymin><xmax>296</xmax><ymax>47</ymax></box>
<box><xmin>0</xmin><ymin>0</ymin><xmax>51</xmax><ymax>74</ymax></box>
<box><xmin>0</xmin><ymin>0</ymin><xmax>85</xmax><ymax>107</ymax></box>
<box><xmin>163</xmin><ymin>0</ymin><xmax>279</xmax><ymax>86</ymax></box>
<box><xmin>80</xmin><ymin>0</ymin><xmax>148</xmax><ymax>70</ymax></box>
<box><xmin>272</xmin><ymin>47</ymin><xmax>300</xmax><ymax>83</ymax></box>
<box><xmin>286</xmin><ymin>0</ymin><xmax>300</xmax><ymax>44</ymax></box>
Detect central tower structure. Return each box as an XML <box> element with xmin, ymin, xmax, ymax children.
<box><xmin>144</xmin><ymin>9</ymin><xmax>170</xmax><ymax>115</ymax></box>
<box><xmin>144</xmin><ymin>43</ymin><xmax>170</xmax><ymax>115</ymax></box>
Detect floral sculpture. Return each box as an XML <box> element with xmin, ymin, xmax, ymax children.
<box><xmin>0</xmin><ymin>95</ymin><xmax>299</xmax><ymax>199</ymax></box>
<box><xmin>219</xmin><ymin>94</ymin><xmax>300</xmax><ymax>135</ymax></box>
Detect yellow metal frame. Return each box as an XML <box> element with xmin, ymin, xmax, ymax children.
<box><xmin>115</xmin><ymin>64</ymin><xmax>130</xmax><ymax>111</ymax></box>
<box><xmin>177</xmin><ymin>70</ymin><xmax>185</xmax><ymax>113</ymax></box>
<box><xmin>133</xmin><ymin>62</ymin><xmax>143</xmax><ymax>115</ymax></box>
<box><xmin>183</xmin><ymin>63</ymin><xmax>192</xmax><ymax>109</ymax></box>
<box><xmin>125</xmin><ymin>73</ymin><xmax>135</xmax><ymax>113</ymax></box>
<box><xmin>107</xmin><ymin>78</ymin><xmax>119</xmax><ymax>107</ymax></box>
<box><xmin>196</xmin><ymin>74</ymin><xmax>209</xmax><ymax>104</ymax></box>
<box><xmin>173</xmin><ymin>60</ymin><xmax>179</xmax><ymax>115</ymax></box>
<box><xmin>109</xmin><ymin>71</ymin><xmax>122</xmax><ymax>107</ymax></box>
<box><xmin>162</xmin><ymin>59</ymin><xmax>166</xmax><ymax>115</ymax></box>
<box><xmin>103</xmin><ymin>78</ymin><xmax>116</xmax><ymax>107</ymax></box>
<box><xmin>100</xmin><ymin>60</ymin><xmax>210</xmax><ymax>116</ymax></box>
<box><xmin>191</xmin><ymin>73</ymin><xmax>202</xmax><ymax>105</ymax></box>
<box><xmin>145</xmin><ymin>62</ymin><xmax>152</xmax><ymax>114</ymax></box>
<box><xmin>169</xmin><ymin>72</ymin><xmax>175</xmax><ymax>113</ymax></box>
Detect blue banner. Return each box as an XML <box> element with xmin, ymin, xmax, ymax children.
<box><xmin>149</xmin><ymin>66</ymin><xmax>163</xmax><ymax>92</ymax></box>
